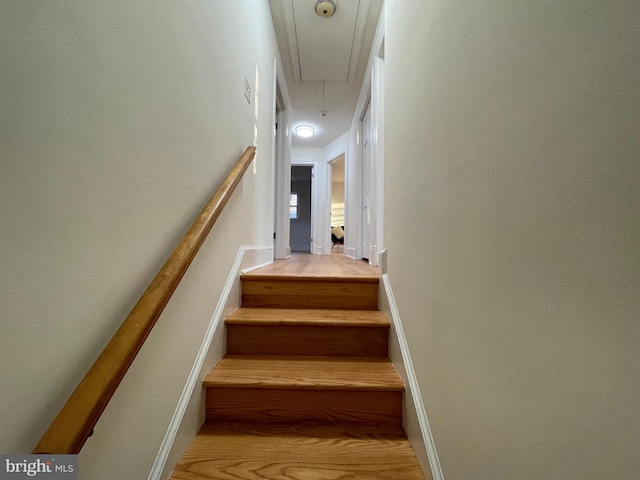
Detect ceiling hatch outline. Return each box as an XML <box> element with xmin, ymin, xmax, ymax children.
<box><xmin>282</xmin><ymin>0</ymin><xmax>371</xmax><ymax>85</ymax></box>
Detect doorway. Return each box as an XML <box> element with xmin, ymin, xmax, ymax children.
<box><xmin>289</xmin><ymin>166</ymin><xmax>313</xmax><ymax>253</ymax></box>
<box><xmin>329</xmin><ymin>155</ymin><xmax>345</xmax><ymax>253</ymax></box>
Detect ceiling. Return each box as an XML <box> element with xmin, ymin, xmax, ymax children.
<box><xmin>269</xmin><ymin>0</ymin><xmax>383</xmax><ymax>148</ymax></box>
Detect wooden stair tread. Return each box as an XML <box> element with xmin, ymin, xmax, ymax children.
<box><xmin>240</xmin><ymin>274</ymin><xmax>379</xmax><ymax>283</ymax></box>
<box><xmin>173</xmin><ymin>257</ymin><xmax>426</xmax><ymax>479</ymax></box>
<box><xmin>204</xmin><ymin>355</ymin><xmax>404</xmax><ymax>391</ymax></box>
<box><xmin>170</xmin><ymin>422</ymin><xmax>425</xmax><ymax>480</ymax></box>
<box><xmin>225</xmin><ymin>308</ymin><xmax>389</xmax><ymax>327</ymax></box>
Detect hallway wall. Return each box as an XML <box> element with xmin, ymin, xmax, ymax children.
<box><xmin>0</xmin><ymin>1</ymin><xmax>281</xmax><ymax>478</ymax></box>
<box><xmin>384</xmin><ymin>1</ymin><xmax>640</xmax><ymax>479</ymax></box>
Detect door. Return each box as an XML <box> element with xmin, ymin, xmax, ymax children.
<box><xmin>289</xmin><ymin>166</ymin><xmax>313</xmax><ymax>252</ymax></box>
<box><xmin>362</xmin><ymin>102</ymin><xmax>372</xmax><ymax>260</ymax></box>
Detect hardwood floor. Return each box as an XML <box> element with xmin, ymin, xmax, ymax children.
<box><xmin>170</xmin><ymin>253</ymin><xmax>425</xmax><ymax>480</ymax></box>
<box><xmin>244</xmin><ymin>253</ymin><xmax>379</xmax><ymax>278</ymax></box>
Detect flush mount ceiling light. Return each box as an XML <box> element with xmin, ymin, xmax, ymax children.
<box><xmin>295</xmin><ymin>125</ymin><xmax>315</xmax><ymax>137</ymax></box>
<box><xmin>315</xmin><ymin>0</ymin><xmax>337</xmax><ymax>18</ymax></box>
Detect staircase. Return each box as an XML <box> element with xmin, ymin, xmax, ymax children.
<box><xmin>170</xmin><ymin>259</ymin><xmax>425</xmax><ymax>479</ymax></box>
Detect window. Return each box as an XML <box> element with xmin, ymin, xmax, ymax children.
<box><xmin>289</xmin><ymin>193</ymin><xmax>298</xmax><ymax>219</ymax></box>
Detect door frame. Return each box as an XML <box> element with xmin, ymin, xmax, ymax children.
<box><xmin>290</xmin><ymin>160</ymin><xmax>319</xmax><ymax>253</ymax></box>
<box><xmin>273</xmin><ymin>58</ymin><xmax>292</xmax><ymax>259</ymax></box>
<box><xmin>352</xmin><ymin>27</ymin><xmax>385</xmax><ymax>266</ymax></box>
<box><xmin>327</xmin><ymin>149</ymin><xmax>348</xmax><ymax>254</ymax></box>
<box><xmin>289</xmin><ymin>165</ymin><xmax>314</xmax><ymax>253</ymax></box>
<box><xmin>360</xmin><ymin>99</ymin><xmax>373</xmax><ymax>261</ymax></box>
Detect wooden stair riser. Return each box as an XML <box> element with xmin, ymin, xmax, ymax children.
<box><xmin>241</xmin><ymin>278</ymin><xmax>378</xmax><ymax>310</ymax></box>
<box><xmin>206</xmin><ymin>387</ymin><xmax>402</xmax><ymax>425</ymax></box>
<box><xmin>226</xmin><ymin>324</ymin><xmax>389</xmax><ymax>357</ymax></box>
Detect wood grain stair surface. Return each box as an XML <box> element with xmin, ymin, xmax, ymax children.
<box><xmin>225</xmin><ymin>308</ymin><xmax>389</xmax><ymax>357</ymax></box>
<box><xmin>204</xmin><ymin>355</ymin><xmax>403</xmax><ymax>391</ymax></box>
<box><xmin>204</xmin><ymin>356</ymin><xmax>403</xmax><ymax>425</ymax></box>
<box><xmin>240</xmin><ymin>275</ymin><xmax>379</xmax><ymax>310</ymax></box>
<box><xmin>172</xmin><ymin>257</ymin><xmax>425</xmax><ymax>479</ymax></box>
<box><xmin>225</xmin><ymin>308</ymin><xmax>389</xmax><ymax>326</ymax></box>
<box><xmin>170</xmin><ymin>422</ymin><xmax>425</xmax><ymax>480</ymax></box>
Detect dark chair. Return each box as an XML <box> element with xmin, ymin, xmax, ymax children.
<box><xmin>331</xmin><ymin>226</ymin><xmax>345</xmax><ymax>251</ymax></box>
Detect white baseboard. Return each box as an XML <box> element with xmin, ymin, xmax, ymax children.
<box><xmin>381</xmin><ymin>273</ymin><xmax>444</xmax><ymax>480</ymax></box>
<box><xmin>369</xmin><ymin>245</ymin><xmax>378</xmax><ymax>266</ymax></box>
<box><xmin>240</xmin><ymin>247</ymin><xmax>274</xmax><ymax>274</ymax></box>
<box><xmin>344</xmin><ymin>246</ymin><xmax>357</xmax><ymax>259</ymax></box>
<box><xmin>147</xmin><ymin>245</ymin><xmax>273</xmax><ymax>480</ymax></box>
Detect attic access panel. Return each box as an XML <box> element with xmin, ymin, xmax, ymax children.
<box><xmin>291</xmin><ymin>0</ymin><xmax>363</xmax><ymax>83</ymax></box>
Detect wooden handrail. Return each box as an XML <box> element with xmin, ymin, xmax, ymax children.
<box><xmin>33</xmin><ymin>146</ymin><xmax>256</xmax><ymax>454</ymax></box>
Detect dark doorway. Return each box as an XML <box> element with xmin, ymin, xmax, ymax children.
<box><xmin>289</xmin><ymin>166</ymin><xmax>313</xmax><ymax>252</ymax></box>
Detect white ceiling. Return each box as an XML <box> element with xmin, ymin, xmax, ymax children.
<box><xmin>269</xmin><ymin>0</ymin><xmax>383</xmax><ymax>148</ymax></box>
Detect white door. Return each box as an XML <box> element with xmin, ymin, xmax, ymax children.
<box><xmin>362</xmin><ymin>102</ymin><xmax>372</xmax><ymax>260</ymax></box>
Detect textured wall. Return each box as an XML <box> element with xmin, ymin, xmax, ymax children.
<box><xmin>0</xmin><ymin>1</ymin><xmax>280</xmax><ymax>477</ymax></box>
<box><xmin>385</xmin><ymin>0</ymin><xmax>640</xmax><ymax>478</ymax></box>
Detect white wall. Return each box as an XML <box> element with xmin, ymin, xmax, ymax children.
<box><xmin>385</xmin><ymin>1</ymin><xmax>640</xmax><ymax>479</ymax></box>
<box><xmin>331</xmin><ymin>182</ymin><xmax>345</xmax><ymax>205</ymax></box>
<box><xmin>331</xmin><ymin>181</ymin><xmax>345</xmax><ymax>227</ymax></box>
<box><xmin>0</xmin><ymin>1</ymin><xmax>282</xmax><ymax>477</ymax></box>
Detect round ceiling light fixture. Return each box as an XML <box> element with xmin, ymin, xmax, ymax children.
<box><xmin>315</xmin><ymin>0</ymin><xmax>337</xmax><ymax>18</ymax></box>
<box><xmin>295</xmin><ymin>125</ymin><xmax>315</xmax><ymax>137</ymax></box>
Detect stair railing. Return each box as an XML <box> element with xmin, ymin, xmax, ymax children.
<box><xmin>33</xmin><ymin>146</ymin><xmax>256</xmax><ymax>454</ymax></box>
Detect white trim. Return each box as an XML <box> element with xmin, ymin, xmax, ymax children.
<box><xmin>381</xmin><ymin>272</ymin><xmax>444</xmax><ymax>480</ymax></box>
<box><xmin>273</xmin><ymin>57</ymin><xmax>292</xmax><ymax>260</ymax></box>
<box><xmin>344</xmin><ymin>246</ymin><xmax>357</xmax><ymax>259</ymax></box>
<box><xmin>347</xmin><ymin>0</ymin><xmax>372</xmax><ymax>85</ymax></box>
<box><xmin>326</xmin><ymin>146</ymin><xmax>348</xmax><ymax>253</ymax></box>
<box><xmin>281</xmin><ymin>0</ymin><xmax>300</xmax><ymax>85</ymax></box>
<box><xmin>371</xmin><ymin>53</ymin><xmax>385</xmax><ymax>265</ymax></box>
<box><xmin>147</xmin><ymin>245</ymin><xmax>273</xmax><ymax>480</ymax></box>
<box><xmin>241</xmin><ymin>260</ymin><xmax>272</xmax><ymax>274</ymax></box>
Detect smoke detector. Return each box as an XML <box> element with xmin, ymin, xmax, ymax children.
<box><xmin>315</xmin><ymin>0</ymin><xmax>337</xmax><ymax>18</ymax></box>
